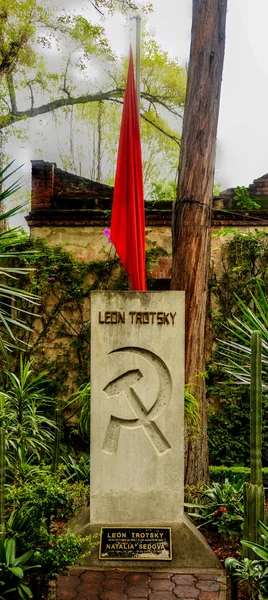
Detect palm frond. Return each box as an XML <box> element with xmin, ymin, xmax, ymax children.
<box><xmin>216</xmin><ymin>282</ymin><xmax>268</xmax><ymax>387</ymax></box>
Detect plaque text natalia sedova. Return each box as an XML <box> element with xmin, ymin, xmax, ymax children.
<box><xmin>99</xmin><ymin>527</ymin><xmax>172</xmax><ymax>560</ymax></box>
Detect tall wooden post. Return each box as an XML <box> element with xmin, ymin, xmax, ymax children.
<box><xmin>171</xmin><ymin>0</ymin><xmax>228</xmax><ymax>484</ymax></box>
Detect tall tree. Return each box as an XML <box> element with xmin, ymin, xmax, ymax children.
<box><xmin>50</xmin><ymin>39</ymin><xmax>185</xmax><ymax>187</ymax></box>
<box><xmin>171</xmin><ymin>0</ymin><xmax>228</xmax><ymax>484</ymax></box>
<box><xmin>0</xmin><ymin>1</ymin><xmax>183</xmax><ymax>143</ymax></box>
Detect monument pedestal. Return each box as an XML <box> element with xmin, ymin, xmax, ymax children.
<box><xmin>68</xmin><ymin>292</ymin><xmax>226</xmax><ymax>599</ymax></box>
<box><xmin>71</xmin><ymin>509</ymin><xmax>222</xmax><ymax>571</ymax></box>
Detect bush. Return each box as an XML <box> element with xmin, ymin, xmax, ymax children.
<box><xmin>185</xmin><ymin>478</ymin><xmax>244</xmax><ymax>537</ymax></box>
<box><xmin>6</xmin><ymin>470</ymin><xmax>88</xmax><ymax>551</ymax></box>
<box><xmin>209</xmin><ymin>466</ymin><xmax>268</xmax><ymax>488</ymax></box>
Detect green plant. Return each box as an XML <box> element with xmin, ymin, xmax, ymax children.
<box><xmin>225</xmin><ymin>522</ymin><xmax>268</xmax><ymax>600</ymax></box>
<box><xmin>0</xmin><ymin>358</ymin><xmax>55</xmax><ymax>472</ymax></box>
<box><xmin>64</xmin><ymin>383</ymin><xmax>90</xmax><ymax>442</ymax></box>
<box><xmin>233</xmin><ymin>186</ymin><xmax>261</xmax><ymax>212</ymax></box>
<box><xmin>0</xmin><ymin>428</ymin><xmax>5</xmax><ymax>541</ymax></box>
<box><xmin>31</xmin><ymin>530</ymin><xmax>96</xmax><ymax>599</ymax></box>
<box><xmin>0</xmin><ymin>162</ymin><xmax>38</xmax><ymax>359</ymax></box>
<box><xmin>225</xmin><ymin>556</ymin><xmax>268</xmax><ymax>600</ymax></box>
<box><xmin>242</xmin><ymin>521</ymin><xmax>268</xmax><ymax>561</ymax></box>
<box><xmin>209</xmin><ymin>466</ymin><xmax>268</xmax><ymax>487</ymax></box>
<box><xmin>184</xmin><ymin>383</ymin><xmax>200</xmax><ymax>436</ymax></box>
<box><xmin>0</xmin><ymin>537</ymin><xmax>34</xmax><ymax>600</ymax></box>
<box><xmin>216</xmin><ymin>283</ymin><xmax>268</xmax><ymax>388</ymax></box>
<box><xmin>51</xmin><ymin>409</ymin><xmax>61</xmax><ymax>474</ymax></box>
<box><xmin>243</xmin><ymin>332</ymin><xmax>264</xmax><ymax>558</ymax></box>
<box><xmin>185</xmin><ymin>478</ymin><xmax>244</xmax><ymax>537</ymax></box>
<box><xmin>6</xmin><ymin>471</ymin><xmax>88</xmax><ymax>536</ymax></box>
<box><xmin>60</xmin><ymin>454</ymin><xmax>90</xmax><ymax>483</ymax></box>
<box><xmin>32</xmin><ymin>530</ymin><xmax>93</xmax><ymax>580</ymax></box>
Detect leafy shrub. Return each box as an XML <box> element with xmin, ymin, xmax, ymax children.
<box><xmin>0</xmin><ymin>537</ymin><xmax>34</xmax><ymax>600</ymax></box>
<box><xmin>226</xmin><ymin>557</ymin><xmax>268</xmax><ymax>600</ymax></box>
<box><xmin>5</xmin><ymin>472</ymin><xmax>91</xmax><ymax>600</ymax></box>
<box><xmin>6</xmin><ymin>471</ymin><xmax>88</xmax><ymax>551</ymax></box>
<box><xmin>209</xmin><ymin>466</ymin><xmax>268</xmax><ymax>488</ymax></box>
<box><xmin>185</xmin><ymin>478</ymin><xmax>244</xmax><ymax>537</ymax></box>
<box><xmin>32</xmin><ymin>530</ymin><xmax>95</xmax><ymax>582</ymax></box>
<box><xmin>59</xmin><ymin>454</ymin><xmax>90</xmax><ymax>483</ymax></box>
<box><xmin>0</xmin><ymin>358</ymin><xmax>56</xmax><ymax>474</ymax></box>
<box><xmin>226</xmin><ymin>522</ymin><xmax>268</xmax><ymax>600</ymax></box>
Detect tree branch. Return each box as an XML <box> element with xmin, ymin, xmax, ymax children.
<box><xmin>0</xmin><ymin>88</ymin><xmax>123</xmax><ymax>129</ymax></box>
<box><xmin>26</xmin><ymin>82</ymin><xmax>34</xmax><ymax>111</ymax></box>
<box><xmin>0</xmin><ymin>87</ymin><xmax>182</xmax><ymax>149</ymax></box>
<box><xmin>6</xmin><ymin>74</ymin><xmax>17</xmax><ymax>113</ymax></box>
<box><xmin>141</xmin><ymin>112</ymin><xmax>181</xmax><ymax>145</ymax></box>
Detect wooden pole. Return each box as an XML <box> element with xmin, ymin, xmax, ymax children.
<box><xmin>171</xmin><ymin>0</ymin><xmax>228</xmax><ymax>485</ymax></box>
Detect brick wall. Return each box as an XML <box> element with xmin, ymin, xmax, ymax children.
<box><xmin>31</xmin><ymin>160</ymin><xmax>113</xmax><ymax>212</ymax></box>
<box><xmin>28</xmin><ymin>161</ymin><xmax>268</xmax><ymax>282</ymax></box>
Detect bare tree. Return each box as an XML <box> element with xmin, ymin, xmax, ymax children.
<box><xmin>171</xmin><ymin>0</ymin><xmax>228</xmax><ymax>484</ymax></box>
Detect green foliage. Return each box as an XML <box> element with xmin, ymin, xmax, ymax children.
<box><xmin>6</xmin><ymin>471</ymin><xmax>88</xmax><ymax>536</ymax></box>
<box><xmin>225</xmin><ymin>555</ymin><xmax>268</xmax><ymax>600</ymax></box>
<box><xmin>0</xmin><ymin>162</ymin><xmax>38</xmax><ymax>358</ymax></box>
<box><xmin>147</xmin><ymin>180</ymin><xmax>177</xmax><ymax>203</ymax></box>
<box><xmin>184</xmin><ymin>384</ymin><xmax>201</xmax><ymax>436</ymax></box>
<box><xmin>0</xmin><ymin>537</ymin><xmax>34</xmax><ymax>600</ymax></box>
<box><xmin>64</xmin><ymin>383</ymin><xmax>90</xmax><ymax>442</ymax></box>
<box><xmin>213</xmin><ymin>182</ymin><xmax>222</xmax><ymax>197</ymax></box>
<box><xmin>210</xmin><ymin>231</ymin><xmax>268</xmax><ymax>334</ymax></box>
<box><xmin>185</xmin><ymin>478</ymin><xmax>244</xmax><ymax>537</ymax></box>
<box><xmin>208</xmin><ymin>230</ymin><xmax>268</xmax><ymax>466</ymax></box>
<box><xmin>216</xmin><ymin>284</ymin><xmax>268</xmax><ymax>388</ymax></box>
<box><xmin>226</xmin><ymin>522</ymin><xmax>268</xmax><ymax>600</ymax></box>
<box><xmin>209</xmin><ymin>466</ymin><xmax>268</xmax><ymax>487</ymax></box>
<box><xmin>32</xmin><ymin>530</ymin><xmax>94</xmax><ymax>582</ymax></box>
<box><xmin>242</xmin><ymin>521</ymin><xmax>268</xmax><ymax>562</ymax></box>
<box><xmin>0</xmin><ymin>0</ymin><xmax>185</xmax><ymax>190</ymax></box>
<box><xmin>0</xmin><ymin>358</ymin><xmax>56</xmax><ymax>473</ymax></box>
<box><xmin>4</xmin><ymin>470</ymin><xmax>91</xmax><ymax>599</ymax></box>
<box><xmin>59</xmin><ymin>454</ymin><xmax>90</xmax><ymax>484</ymax></box>
<box><xmin>58</xmin><ymin>33</ymin><xmax>186</xmax><ymax>192</ymax></box>
<box><xmin>51</xmin><ymin>409</ymin><xmax>61</xmax><ymax>474</ymax></box>
<box><xmin>233</xmin><ymin>187</ymin><xmax>261</xmax><ymax>212</ymax></box>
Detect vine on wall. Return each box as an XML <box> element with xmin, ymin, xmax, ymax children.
<box><xmin>2</xmin><ymin>237</ymin><xmax>168</xmax><ymax>400</ymax></box>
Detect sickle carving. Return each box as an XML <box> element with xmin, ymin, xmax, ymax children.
<box><xmin>102</xmin><ymin>347</ymin><xmax>172</xmax><ymax>455</ymax></box>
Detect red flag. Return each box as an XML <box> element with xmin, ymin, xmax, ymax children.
<box><xmin>110</xmin><ymin>45</ymin><xmax>147</xmax><ymax>291</ymax></box>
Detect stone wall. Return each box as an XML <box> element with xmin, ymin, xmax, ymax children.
<box><xmin>27</xmin><ymin>161</ymin><xmax>268</xmax><ymax>281</ymax></box>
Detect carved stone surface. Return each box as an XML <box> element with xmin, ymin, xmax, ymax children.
<box><xmin>90</xmin><ymin>291</ymin><xmax>185</xmax><ymax>525</ymax></box>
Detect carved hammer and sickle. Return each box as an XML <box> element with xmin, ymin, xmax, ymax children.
<box><xmin>102</xmin><ymin>347</ymin><xmax>171</xmax><ymax>455</ymax></box>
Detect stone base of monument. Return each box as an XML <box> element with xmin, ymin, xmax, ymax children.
<box><xmin>56</xmin><ymin>567</ymin><xmax>227</xmax><ymax>600</ymax></box>
<box><xmin>70</xmin><ymin>509</ymin><xmax>222</xmax><ymax>571</ymax></box>
<box><xmin>64</xmin><ymin>509</ymin><xmax>227</xmax><ymax>600</ymax></box>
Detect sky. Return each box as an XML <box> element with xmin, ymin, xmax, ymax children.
<box><xmin>120</xmin><ymin>0</ymin><xmax>268</xmax><ymax>190</ymax></box>
<box><xmin>7</xmin><ymin>0</ymin><xmax>268</xmax><ymax>212</ymax></box>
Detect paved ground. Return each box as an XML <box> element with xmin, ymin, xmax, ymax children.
<box><xmin>56</xmin><ymin>568</ymin><xmax>227</xmax><ymax>600</ymax></box>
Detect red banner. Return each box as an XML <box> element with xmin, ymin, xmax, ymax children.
<box><xmin>110</xmin><ymin>45</ymin><xmax>147</xmax><ymax>291</ymax></box>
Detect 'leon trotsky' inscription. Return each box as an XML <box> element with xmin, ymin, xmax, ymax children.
<box><xmin>98</xmin><ymin>311</ymin><xmax>177</xmax><ymax>325</ymax></box>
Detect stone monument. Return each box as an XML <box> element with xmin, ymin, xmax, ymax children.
<box><xmin>74</xmin><ymin>290</ymin><xmax>223</xmax><ymax>576</ymax></box>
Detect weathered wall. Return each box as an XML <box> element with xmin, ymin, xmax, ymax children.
<box><xmin>27</xmin><ymin>161</ymin><xmax>268</xmax><ymax>281</ymax></box>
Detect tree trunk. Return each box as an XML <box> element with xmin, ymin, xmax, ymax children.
<box><xmin>171</xmin><ymin>0</ymin><xmax>228</xmax><ymax>485</ymax></box>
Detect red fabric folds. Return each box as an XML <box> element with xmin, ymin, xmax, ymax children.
<box><xmin>110</xmin><ymin>45</ymin><xmax>147</xmax><ymax>291</ymax></box>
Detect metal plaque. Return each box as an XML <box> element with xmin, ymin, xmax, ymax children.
<box><xmin>99</xmin><ymin>527</ymin><xmax>172</xmax><ymax>560</ymax></box>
